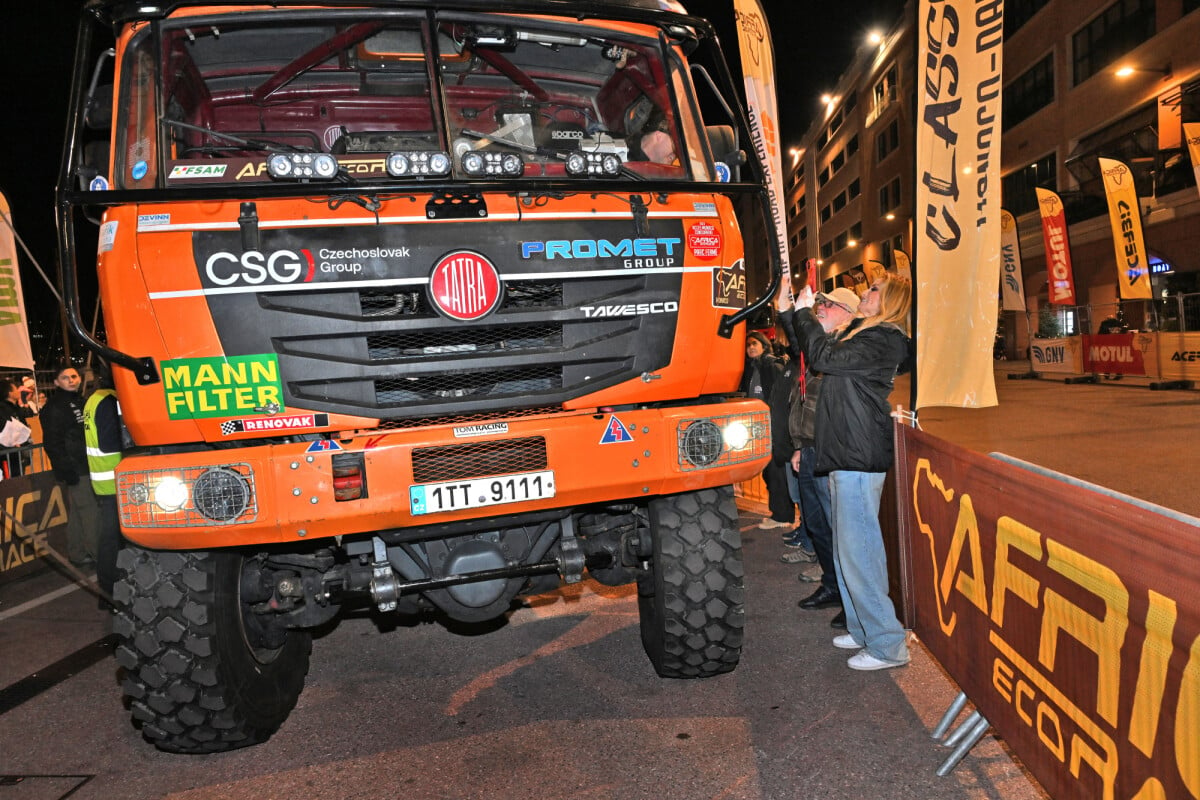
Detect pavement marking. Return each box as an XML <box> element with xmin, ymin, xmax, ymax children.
<box><xmin>0</xmin><ymin>581</ymin><xmax>89</xmax><ymax>623</ymax></box>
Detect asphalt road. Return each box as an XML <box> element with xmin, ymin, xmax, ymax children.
<box><xmin>2</xmin><ymin>362</ymin><xmax>1194</xmax><ymax>799</ymax></box>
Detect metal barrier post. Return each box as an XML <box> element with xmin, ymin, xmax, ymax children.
<box><xmin>936</xmin><ymin>715</ymin><xmax>991</xmax><ymax>777</ymax></box>
<box><xmin>930</xmin><ymin>691</ymin><xmax>969</xmax><ymax>741</ymax></box>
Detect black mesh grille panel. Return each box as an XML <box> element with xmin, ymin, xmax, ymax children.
<box><xmin>376</xmin><ymin>366</ymin><xmax>561</xmax><ymax>404</ymax></box>
<box><xmin>367</xmin><ymin>324</ymin><xmax>562</xmax><ymax>360</ymax></box>
<box><xmin>411</xmin><ymin>437</ymin><xmax>548</xmax><ymax>483</ymax></box>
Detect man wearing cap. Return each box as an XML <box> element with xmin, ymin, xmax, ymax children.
<box><xmin>777</xmin><ymin>285</ymin><xmax>861</xmax><ymax>627</ymax></box>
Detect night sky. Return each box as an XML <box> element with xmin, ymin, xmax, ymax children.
<box><xmin>0</xmin><ymin>0</ymin><xmax>904</xmax><ymax>364</ymax></box>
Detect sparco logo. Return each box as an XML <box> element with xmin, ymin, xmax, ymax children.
<box><xmin>204</xmin><ymin>249</ymin><xmax>314</xmax><ymax>286</ymax></box>
<box><xmin>551</xmin><ymin>130</ymin><xmax>584</xmax><ymax>140</ymax></box>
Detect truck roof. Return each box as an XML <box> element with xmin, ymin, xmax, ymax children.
<box><xmin>89</xmin><ymin>0</ymin><xmax>694</xmax><ymax>24</ymax></box>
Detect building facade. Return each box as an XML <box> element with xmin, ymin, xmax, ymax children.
<box><xmin>783</xmin><ymin>0</ymin><xmax>1200</xmax><ymax>355</ymax></box>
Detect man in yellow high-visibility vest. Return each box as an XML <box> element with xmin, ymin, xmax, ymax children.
<box><xmin>84</xmin><ymin>366</ymin><xmax>126</xmax><ymax>602</ymax></box>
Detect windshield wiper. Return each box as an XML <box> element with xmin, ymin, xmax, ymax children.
<box><xmin>163</xmin><ymin>118</ymin><xmax>311</xmax><ymax>154</ymax></box>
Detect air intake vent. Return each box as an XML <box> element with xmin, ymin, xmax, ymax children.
<box><xmin>411</xmin><ymin>436</ymin><xmax>548</xmax><ymax>483</ymax></box>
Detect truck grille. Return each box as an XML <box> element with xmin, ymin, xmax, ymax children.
<box><xmin>412</xmin><ymin>437</ymin><xmax>547</xmax><ymax>483</ymax></box>
<box><xmin>217</xmin><ymin>274</ymin><xmax>679</xmax><ymax>420</ymax></box>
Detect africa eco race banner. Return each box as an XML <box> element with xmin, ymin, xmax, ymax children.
<box><xmin>0</xmin><ymin>191</ymin><xmax>35</xmax><ymax>371</ymax></box>
<box><xmin>999</xmin><ymin>209</ymin><xmax>1026</xmax><ymax>312</ymax></box>
<box><xmin>913</xmin><ymin>0</ymin><xmax>1002</xmax><ymax>409</ymax></box>
<box><xmin>733</xmin><ymin>0</ymin><xmax>789</xmax><ymax>280</ymax></box>
<box><xmin>1098</xmin><ymin>157</ymin><xmax>1152</xmax><ymax>300</ymax></box>
<box><xmin>0</xmin><ymin>471</ymin><xmax>68</xmax><ymax>585</ymax></box>
<box><xmin>1036</xmin><ymin>187</ymin><xmax>1076</xmax><ymax>306</ymax></box>
<box><xmin>1186</xmin><ymin>123</ymin><xmax>1200</xmax><ymax>200</ymax></box>
<box><xmin>895</xmin><ymin>423</ymin><xmax>1200</xmax><ymax>800</ymax></box>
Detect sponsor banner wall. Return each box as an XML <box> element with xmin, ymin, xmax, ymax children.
<box><xmin>913</xmin><ymin>0</ymin><xmax>1002</xmax><ymax>409</ymax></box>
<box><xmin>0</xmin><ymin>191</ymin><xmax>36</xmax><ymax>371</ymax></box>
<box><xmin>733</xmin><ymin>0</ymin><xmax>789</xmax><ymax>278</ymax></box>
<box><xmin>895</xmin><ymin>424</ymin><xmax>1200</xmax><ymax>800</ymax></box>
<box><xmin>1156</xmin><ymin>331</ymin><xmax>1200</xmax><ymax>381</ymax></box>
<box><xmin>1098</xmin><ymin>158</ymin><xmax>1152</xmax><ymax>300</ymax></box>
<box><xmin>1035</xmin><ymin>188</ymin><xmax>1076</xmax><ymax>305</ymax></box>
<box><xmin>1186</xmin><ymin>123</ymin><xmax>1200</xmax><ymax>201</ymax></box>
<box><xmin>1081</xmin><ymin>332</ymin><xmax>1153</xmax><ymax>376</ymax></box>
<box><xmin>999</xmin><ymin>209</ymin><xmax>1026</xmax><ymax>312</ymax></box>
<box><xmin>1029</xmin><ymin>336</ymin><xmax>1082</xmax><ymax>374</ymax></box>
<box><xmin>0</xmin><ymin>471</ymin><xmax>69</xmax><ymax>585</ymax></box>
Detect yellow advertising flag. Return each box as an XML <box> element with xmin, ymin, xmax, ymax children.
<box><xmin>1098</xmin><ymin>157</ymin><xmax>1152</xmax><ymax>300</ymax></box>
<box><xmin>1185</xmin><ymin>123</ymin><xmax>1200</xmax><ymax>201</ymax></box>
<box><xmin>913</xmin><ymin>0</ymin><xmax>1001</xmax><ymax>409</ymax></box>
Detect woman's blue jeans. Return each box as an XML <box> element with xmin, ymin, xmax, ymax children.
<box><xmin>828</xmin><ymin>470</ymin><xmax>909</xmax><ymax>663</ymax></box>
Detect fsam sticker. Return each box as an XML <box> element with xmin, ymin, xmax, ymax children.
<box><xmin>98</xmin><ymin>221</ymin><xmax>119</xmax><ymax>254</ymax></box>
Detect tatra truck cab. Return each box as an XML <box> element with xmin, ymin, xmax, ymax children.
<box><xmin>57</xmin><ymin>0</ymin><xmax>781</xmax><ymax>752</ymax></box>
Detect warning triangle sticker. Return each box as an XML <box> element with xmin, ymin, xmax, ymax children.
<box><xmin>599</xmin><ymin>414</ymin><xmax>635</xmax><ymax>444</ymax></box>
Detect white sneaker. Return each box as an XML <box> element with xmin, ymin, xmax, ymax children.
<box><xmin>757</xmin><ymin>518</ymin><xmax>793</xmax><ymax>530</ymax></box>
<box><xmin>832</xmin><ymin>634</ymin><xmax>861</xmax><ymax>650</ymax></box>
<box><xmin>847</xmin><ymin>651</ymin><xmax>909</xmax><ymax>671</ymax></box>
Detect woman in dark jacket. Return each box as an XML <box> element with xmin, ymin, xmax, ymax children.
<box><xmin>741</xmin><ymin>331</ymin><xmax>796</xmax><ymax>529</ymax></box>
<box><xmin>784</xmin><ymin>273</ymin><xmax>913</xmax><ymax>670</ymax></box>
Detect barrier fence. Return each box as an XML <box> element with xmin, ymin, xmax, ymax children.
<box><xmin>894</xmin><ymin>422</ymin><xmax>1200</xmax><ymax>799</ymax></box>
<box><xmin>0</xmin><ymin>447</ymin><xmax>69</xmax><ymax>582</ymax></box>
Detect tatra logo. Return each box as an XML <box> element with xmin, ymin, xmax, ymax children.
<box><xmin>429</xmin><ymin>251</ymin><xmax>502</xmax><ymax>321</ymax></box>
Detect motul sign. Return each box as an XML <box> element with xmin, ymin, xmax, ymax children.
<box><xmin>429</xmin><ymin>251</ymin><xmax>503</xmax><ymax>321</ymax></box>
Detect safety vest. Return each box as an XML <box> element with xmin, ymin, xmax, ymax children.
<box><xmin>84</xmin><ymin>389</ymin><xmax>121</xmax><ymax>495</ymax></box>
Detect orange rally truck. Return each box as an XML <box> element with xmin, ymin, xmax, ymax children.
<box><xmin>57</xmin><ymin>0</ymin><xmax>782</xmax><ymax>752</ymax></box>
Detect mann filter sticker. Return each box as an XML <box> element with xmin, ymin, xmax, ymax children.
<box><xmin>599</xmin><ymin>415</ymin><xmax>634</xmax><ymax>444</ymax></box>
<box><xmin>687</xmin><ymin>221</ymin><xmax>722</xmax><ymax>260</ymax></box>
<box><xmin>221</xmin><ymin>413</ymin><xmax>329</xmax><ymax>436</ymax></box>
<box><xmin>713</xmin><ymin>257</ymin><xmax>747</xmax><ymax>310</ymax></box>
<box><xmin>454</xmin><ymin>422</ymin><xmax>509</xmax><ymax>438</ymax></box>
<box><xmin>98</xmin><ymin>221</ymin><xmax>119</xmax><ymax>254</ymax></box>
<box><xmin>162</xmin><ymin>354</ymin><xmax>284</xmax><ymax>420</ymax></box>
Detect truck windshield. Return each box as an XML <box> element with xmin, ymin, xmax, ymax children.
<box><xmin>114</xmin><ymin>11</ymin><xmax>700</xmax><ymax>188</ymax></box>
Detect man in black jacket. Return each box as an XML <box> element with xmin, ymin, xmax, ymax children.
<box><xmin>40</xmin><ymin>365</ymin><xmax>100</xmax><ymax>567</ymax></box>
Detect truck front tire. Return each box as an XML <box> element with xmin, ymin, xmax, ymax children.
<box><xmin>112</xmin><ymin>547</ymin><xmax>311</xmax><ymax>753</ymax></box>
<box><xmin>637</xmin><ymin>485</ymin><xmax>745</xmax><ymax>678</ymax></box>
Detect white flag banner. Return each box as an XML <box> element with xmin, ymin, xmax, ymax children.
<box><xmin>914</xmin><ymin>0</ymin><xmax>1002</xmax><ymax>409</ymax></box>
<box><xmin>0</xmin><ymin>191</ymin><xmax>35</xmax><ymax>372</ymax></box>
<box><xmin>733</xmin><ymin>0</ymin><xmax>788</xmax><ymax>279</ymax></box>
<box><xmin>999</xmin><ymin>209</ymin><xmax>1026</xmax><ymax>312</ymax></box>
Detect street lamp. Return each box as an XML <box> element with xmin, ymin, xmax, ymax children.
<box><xmin>867</xmin><ymin>31</ymin><xmax>883</xmax><ymax>46</ymax></box>
<box><xmin>1114</xmin><ymin>62</ymin><xmax>1172</xmax><ymax>79</ymax></box>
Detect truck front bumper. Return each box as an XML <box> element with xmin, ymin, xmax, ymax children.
<box><xmin>115</xmin><ymin>399</ymin><xmax>770</xmax><ymax>549</ymax></box>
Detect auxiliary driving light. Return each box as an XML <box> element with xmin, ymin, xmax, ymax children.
<box><xmin>153</xmin><ymin>476</ymin><xmax>189</xmax><ymax>512</ymax></box>
<box><xmin>460</xmin><ymin>151</ymin><xmax>524</xmax><ymax>177</ymax></box>
<box><xmin>723</xmin><ymin>420</ymin><xmax>751</xmax><ymax>451</ymax></box>
<box><xmin>192</xmin><ymin>467</ymin><xmax>252</xmax><ymax>523</ymax></box>
<box><xmin>679</xmin><ymin>420</ymin><xmax>724</xmax><ymax>467</ymax></box>
<box><xmin>564</xmin><ymin>151</ymin><xmax>622</xmax><ymax>177</ymax></box>
<box><xmin>675</xmin><ymin>411</ymin><xmax>769</xmax><ymax>471</ymax></box>
<box><xmin>386</xmin><ymin>151</ymin><xmax>452</xmax><ymax>177</ymax></box>
<box><xmin>267</xmin><ymin>152</ymin><xmax>339</xmax><ymax>181</ymax></box>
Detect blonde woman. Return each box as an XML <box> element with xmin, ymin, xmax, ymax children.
<box><xmin>783</xmin><ymin>273</ymin><xmax>913</xmax><ymax>670</ymax></box>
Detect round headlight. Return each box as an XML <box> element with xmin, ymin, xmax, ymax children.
<box><xmin>681</xmin><ymin>420</ymin><xmax>724</xmax><ymax>467</ymax></box>
<box><xmin>428</xmin><ymin>152</ymin><xmax>451</xmax><ymax>175</ymax></box>
<box><xmin>153</xmin><ymin>476</ymin><xmax>189</xmax><ymax>512</ymax></box>
<box><xmin>267</xmin><ymin>154</ymin><xmax>293</xmax><ymax>178</ymax></box>
<box><xmin>127</xmin><ymin>482</ymin><xmax>150</xmax><ymax>504</ymax></box>
<box><xmin>565</xmin><ymin>152</ymin><xmax>587</xmax><ymax>176</ymax></box>
<box><xmin>723</xmin><ymin>420</ymin><xmax>751</xmax><ymax>451</ymax></box>
<box><xmin>192</xmin><ymin>467</ymin><xmax>252</xmax><ymax>523</ymax></box>
<box><xmin>387</xmin><ymin>153</ymin><xmax>411</xmax><ymax>176</ymax></box>
<box><xmin>461</xmin><ymin>152</ymin><xmax>485</xmax><ymax>175</ymax></box>
<box><xmin>501</xmin><ymin>154</ymin><xmax>524</xmax><ymax>176</ymax></box>
<box><xmin>601</xmin><ymin>154</ymin><xmax>622</xmax><ymax>176</ymax></box>
<box><xmin>312</xmin><ymin>154</ymin><xmax>339</xmax><ymax>179</ymax></box>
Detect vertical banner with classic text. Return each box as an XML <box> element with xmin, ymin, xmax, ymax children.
<box><xmin>733</xmin><ymin>0</ymin><xmax>789</xmax><ymax>279</ymax></box>
<box><xmin>999</xmin><ymin>209</ymin><xmax>1026</xmax><ymax>311</ymax></box>
<box><xmin>913</xmin><ymin>0</ymin><xmax>1003</xmax><ymax>408</ymax></box>
<box><xmin>1035</xmin><ymin>187</ymin><xmax>1076</xmax><ymax>305</ymax></box>
<box><xmin>0</xmin><ymin>191</ymin><xmax>36</xmax><ymax>371</ymax></box>
<box><xmin>1098</xmin><ymin>157</ymin><xmax>1152</xmax><ymax>300</ymax></box>
<box><xmin>1186</xmin><ymin>123</ymin><xmax>1200</xmax><ymax>200</ymax></box>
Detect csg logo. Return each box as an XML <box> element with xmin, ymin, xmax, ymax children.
<box><xmin>203</xmin><ymin>249</ymin><xmax>315</xmax><ymax>287</ymax></box>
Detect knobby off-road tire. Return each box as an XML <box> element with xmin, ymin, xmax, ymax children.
<box><xmin>638</xmin><ymin>485</ymin><xmax>745</xmax><ymax>678</ymax></box>
<box><xmin>112</xmin><ymin>547</ymin><xmax>312</xmax><ymax>753</ymax></box>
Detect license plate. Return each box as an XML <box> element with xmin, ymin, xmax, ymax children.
<box><xmin>409</xmin><ymin>470</ymin><xmax>555</xmax><ymax>516</ymax></box>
